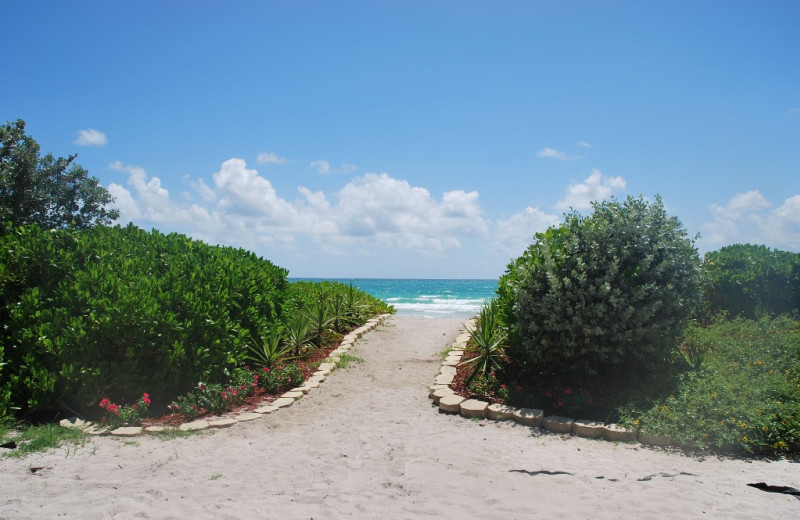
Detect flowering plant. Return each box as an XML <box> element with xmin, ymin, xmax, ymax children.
<box><xmin>99</xmin><ymin>392</ymin><xmax>151</xmax><ymax>429</ymax></box>
<box><xmin>260</xmin><ymin>362</ymin><xmax>306</xmax><ymax>394</ymax></box>
<box><xmin>467</xmin><ymin>371</ymin><xmax>509</xmax><ymax>401</ymax></box>
<box><xmin>167</xmin><ymin>368</ymin><xmax>259</xmax><ymax>418</ymax></box>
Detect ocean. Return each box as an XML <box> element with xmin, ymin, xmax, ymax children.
<box><xmin>290</xmin><ymin>279</ymin><xmax>498</xmax><ymax>318</ymax></box>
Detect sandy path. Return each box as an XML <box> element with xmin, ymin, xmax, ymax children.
<box><xmin>1</xmin><ymin>316</ymin><xmax>798</xmax><ymax>519</ymax></box>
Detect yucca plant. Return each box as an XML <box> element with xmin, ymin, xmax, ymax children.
<box><xmin>284</xmin><ymin>311</ymin><xmax>312</xmax><ymax>357</ymax></box>
<box><xmin>460</xmin><ymin>299</ymin><xmax>508</xmax><ymax>385</ymax></box>
<box><xmin>246</xmin><ymin>325</ymin><xmax>294</xmax><ymax>370</ymax></box>
<box><xmin>307</xmin><ymin>297</ymin><xmax>334</xmax><ymax>348</ymax></box>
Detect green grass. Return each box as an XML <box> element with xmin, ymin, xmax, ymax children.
<box><xmin>332</xmin><ymin>353</ymin><xmax>365</xmax><ymax>370</ymax></box>
<box><xmin>619</xmin><ymin>316</ymin><xmax>800</xmax><ymax>457</ymax></box>
<box><xmin>1</xmin><ymin>419</ymin><xmax>88</xmax><ymax>459</ymax></box>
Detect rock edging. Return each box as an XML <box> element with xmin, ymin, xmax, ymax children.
<box><xmin>429</xmin><ymin>320</ymin><xmax>674</xmax><ymax>448</ymax></box>
<box><xmin>60</xmin><ymin>314</ymin><xmax>393</xmax><ymax>437</ymax></box>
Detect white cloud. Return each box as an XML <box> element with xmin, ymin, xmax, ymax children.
<box><xmin>213</xmin><ymin>158</ymin><xmax>298</xmax><ymax>224</ymax></box>
<box><xmin>556</xmin><ymin>169</ymin><xmax>627</xmax><ymax>210</ymax></box>
<box><xmin>105</xmin><ymin>159</ymin><xmax>489</xmax><ymax>258</ymax></box>
<box><xmin>537</xmin><ymin>147</ymin><xmax>581</xmax><ymax>161</ymax></box>
<box><xmin>576</xmin><ymin>140</ymin><xmax>592</xmax><ymax>148</ymax></box>
<box><xmin>789</xmin><ymin>108</ymin><xmax>800</xmax><ymax>116</ymax></box>
<box><xmin>701</xmin><ymin>191</ymin><xmax>800</xmax><ymax>251</ymax></box>
<box><xmin>74</xmin><ymin>129</ymin><xmax>108</xmax><ymax>147</ymax></box>
<box><xmin>257</xmin><ymin>151</ymin><xmax>288</xmax><ymax>165</ymax></box>
<box><xmin>493</xmin><ymin>207</ymin><xmax>560</xmax><ymax>257</ymax></box>
<box><xmin>311</xmin><ymin>159</ymin><xmax>357</xmax><ymax>175</ymax></box>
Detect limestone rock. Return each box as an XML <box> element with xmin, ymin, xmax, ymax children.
<box><xmin>207</xmin><ymin>418</ymin><xmax>238</xmax><ymax>428</ymax></box>
<box><xmin>512</xmin><ymin>407</ymin><xmax>544</xmax><ymax>427</ymax></box>
<box><xmin>439</xmin><ymin>394</ymin><xmax>466</xmax><ymax>413</ymax></box>
<box><xmin>639</xmin><ymin>432</ymin><xmax>673</xmax><ymax>447</ymax></box>
<box><xmin>270</xmin><ymin>397</ymin><xmax>295</xmax><ymax>408</ymax></box>
<box><xmin>110</xmin><ymin>426</ymin><xmax>142</xmax><ymax>437</ymax></box>
<box><xmin>543</xmin><ymin>415</ymin><xmax>574</xmax><ymax>434</ymax></box>
<box><xmin>460</xmin><ymin>399</ymin><xmax>488</xmax><ymax>418</ymax></box>
<box><xmin>486</xmin><ymin>403</ymin><xmax>515</xmax><ymax>421</ymax></box>
<box><xmin>179</xmin><ymin>420</ymin><xmax>209</xmax><ymax>432</ymax></box>
<box><xmin>604</xmin><ymin>424</ymin><xmax>637</xmax><ymax>442</ymax></box>
<box><xmin>572</xmin><ymin>419</ymin><xmax>604</xmax><ymax>438</ymax></box>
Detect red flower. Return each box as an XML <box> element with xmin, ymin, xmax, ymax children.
<box><xmin>131</xmin><ymin>404</ymin><xmax>138</xmax><ymax>410</ymax></box>
<box><xmin>545</xmin><ymin>391</ymin><xmax>552</xmax><ymax>398</ymax></box>
<box><xmin>501</xmin><ymin>384</ymin><xmax>507</xmax><ymax>389</ymax></box>
<box><xmin>143</xmin><ymin>393</ymin><xmax>151</xmax><ymax>405</ymax></box>
<box><xmin>565</xmin><ymin>387</ymin><xmax>573</xmax><ymax>395</ymax></box>
<box><xmin>99</xmin><ymin>398</ymin><xmax>110</xmax><ymax>409</ymax></box>
<box><xmin>556</xmin><ymin>401</ymin><xmax>564</xmax><ymax>408</ymax></box>
<box><xmin>221</xmin><ymin>391</ymin><xmax>228</xmax><ymax>400</ymax></box>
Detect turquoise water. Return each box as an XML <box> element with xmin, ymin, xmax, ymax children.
<box><xmin>290</xmin><ymin>279</ymin><xmax>498</xmax><ymax>318</ymax></box>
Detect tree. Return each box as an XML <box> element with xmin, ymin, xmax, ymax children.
<box><xmin>0</xmin><ymin>119</ymin><xmax>119</xmax><ymax>233</ymax></box>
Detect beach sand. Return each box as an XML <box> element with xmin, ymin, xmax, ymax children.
<box><xmin>1</xmin><ymin>315</ymin><xmax>797</xmax><ymax>519</ymax></box>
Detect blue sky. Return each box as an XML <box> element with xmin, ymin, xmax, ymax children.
<box><xmin>2</xmin><ymin>1</ymin><xmax>798</xmax><ymax>278</ymax></box>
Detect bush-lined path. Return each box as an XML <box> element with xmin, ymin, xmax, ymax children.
<box><xmin>1</xmin><ymin>316</ymin><xmax>797</xmax><ymax>519</ymax></box>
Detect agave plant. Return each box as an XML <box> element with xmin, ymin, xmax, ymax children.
<box><xmin>459</xmin><ymin>299</ymin><xmax>508</xmax><ymax>385</ymax></box>
<box><xmin>246</xmin><ymin>324</ymin><xmax>294</xmax><ymax>370</ymax></box>
<box><xmin>284</xmin><ymin>311</ymin><xmax>312</xmax><ymax>357</ymax></box>
<box><xmin>342</xmin><ymin>282</ymin><xmax>368</xmax><ymax>324</ymax></box>
<box><xmin>306</xmin><ymin>297</ymin><xmax>334</xmax><ymax>348</ymax></box>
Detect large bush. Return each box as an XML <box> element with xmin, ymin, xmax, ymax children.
<box><xmin>498</xmin><ymin>195</ymin><xmax>702</xmax><ymax>388</ymax></box>
<box><xmin>0</xmin><ymin>223</ymin><xmax>289</xmax><ymax>417</ymax></box>
<box><xmin>702</xmin><ymin>244</ymin><xmax>800</xmax><ymax>320</ymax></box>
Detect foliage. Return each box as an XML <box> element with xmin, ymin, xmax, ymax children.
<box><xmin>98</xmin><ymin>393</ymin><xmax>151</xmax><ymax>429</ymax></box>
<box><xmin>459</xmin><ymin>299</ymin><xmax>508</xmax><ymax>385</ymax></box>
<box><xmin>246</xmin><ymin>325</ymin><xmax>295</xmax><ymax>370</ymax></box>
<box><xmin>466</xmin><ymin>371</ymin><xmax>509</xmax><ymax>401</ymax></box>
<box><xmin>498</xmin><ymin>195</ymin><xmax>702</xmax><ymax>390</ymax></box>
<box><xmin>167</xmin><ymin>369</ymin><xmax>258</xmax><ymax>419</ymax></box>
<box><xmin>0</xmin><ymin>119</ymin><xmax>119</xmax><ymax>234</ymax></box>
<box><xmin>0</xmin><ymin>223</ymin><xmax>288</xmax><ymax>417</ymax></box>
<box><xmin>702</xmin><ymin>244</ymin><xmax>800</xmax><ymax>320</ymax></box>
<box><xmin>620</xmin><ymin>316</ymin><xmax>800</xmax><ymax>456</ymax></box>
<box><xmin>259</xmin><ymin>362</ymin><xmax>307</xmax><ymax>394</ymax></box>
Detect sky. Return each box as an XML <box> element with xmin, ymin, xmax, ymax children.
<box><xmin>2</xmin><ymin>0</ymin><xmax>798</xmax><ymax>279</ymax></box>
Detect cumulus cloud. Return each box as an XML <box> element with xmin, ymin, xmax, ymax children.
<box><xmin>701</xmin><ymin>191</ymin><xmax>800</xmax><ymax>251</ymax></box>
<box><xmin>105</xmin><ymin>159</ymin><xmax>489</xmax><ymax>258</ymax></box>
<box><xmin>537</xmin><ymin>147</ymin><xmax>582</xmax><ymax>161</ymax></box>
<box><xmin>257</xmin><ymin>151</ymin><xmax>288</xmax><ymax>165</ymax></box>
<box><xmin>311</xmin><ymin>159</ymin><xmax>358</xmax><ymax>175</ymax></box>
<box><xmin>556</xmin><ymin>169</ymin><xmax>627</xmax><ymax>210</ymax></box>
<box><xmin>493</xmin><ymin>207</ymin><xmax>560</xmax><ymax>257</ymax></box>
<box><xmin>74</xmin><ymin>129</ymin><xmax>108</xmax><ymax>147</ymax></box>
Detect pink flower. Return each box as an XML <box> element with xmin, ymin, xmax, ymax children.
<box><xmin>556</xmin><ymin>401</ymin><xmax>564</xmax><ymax>408</ymax></box>
<box><xmin>221</xmin><ymin>391</ymin><xmax>228</xmax><ymax>400</ymax></box>
<box><xmin>131</xmin><ymin>404</ymin><xmax>137</xmax><ymax>410</ymax></box>
<box><xmin>545</xmin><ymin>391</ymin><xmax>552</xmax><ymax>398</ymax></box>
<box><xmin>99</xmin><ymin>398</ymin><xmax>110</xmax><ymax>409</ymax></box>
<box><xmin>143</xmin><ymin>393</ymin><xmax>151</xmax><ymax>405</ymax></box>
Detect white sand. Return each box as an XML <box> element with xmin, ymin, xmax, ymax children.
<box><xmin>1</xmin><ymin>315</ymin><xmax>797</xmax><ymax>519</ymax></box>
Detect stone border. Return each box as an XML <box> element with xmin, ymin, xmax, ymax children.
<box><xmin>429</xmin><ymin>320</ymin><xmax>674</xmax><ymax>448</ymax></box>
<box><xmin>60</xmin><ymin>314</ymin><xmax>393</xmax><ymax>437</ymax></box>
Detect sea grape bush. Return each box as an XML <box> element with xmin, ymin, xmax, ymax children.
<box><xmin>701</xmin><ymin>244</ymin><xmax>800</xmax><ymax>320</ymax></box>
<box><xmin>498</xmin><ymin>195</ymin><xmax>702</xmax><ymax>390</ymax></box>
<box><xmin>0</xmin><ymin>223</ymin><xmax>288</xmax><ymax>417</ymax></box>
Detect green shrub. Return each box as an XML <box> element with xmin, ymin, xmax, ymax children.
<box><xmin>702</xmin><ymin>244</ymin><xmax>800</xmax><ymax>320</ymax></box>
<box><xmin>621</xmin><ymin>316</ymin><xmax>800</xmax><ymax>456</ymax></box>
<box><xmin>499</xmin><ymin>195</ymin><xmax>702</xmax><ymax>389</ymax></box>
<box><xmin>0</xmin><ymin>223</ymin><xmax>288</xmax><ymax>417</ymax></box>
